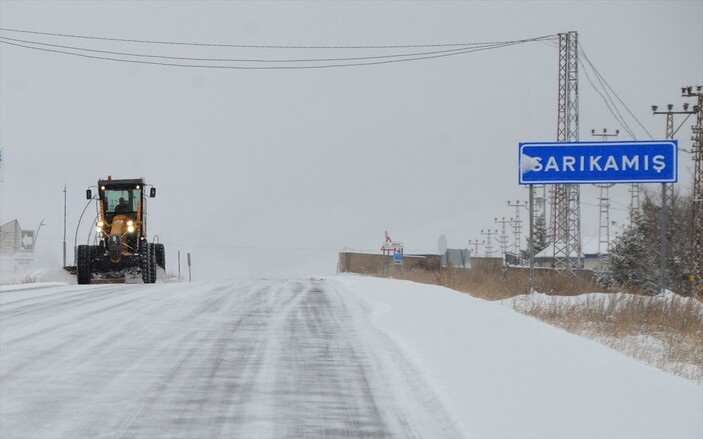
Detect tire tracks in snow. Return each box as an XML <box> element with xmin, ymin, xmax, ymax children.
<box><xmin>0</xmin><ymin>279</ymin><xmax>462</xmax><ymax>438</ymax></box>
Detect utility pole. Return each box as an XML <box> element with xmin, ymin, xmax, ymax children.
<box><xmin>591</xmin><ymin>128</ymin><xmax>619</xmax><ymax>257</ymax></box>
<box><xmin>652</xmin><ymin>99</ymin><xmax>697</xmax><ymax>294</ymax></box>
<box><xmin>629</xmin><ymin>184</ymin><xmax>641</xmax><ymax>224</ymax></box>
<box><xmin>468</xmin><ymin>239</ymin><xmax>484</xmax><ymax>258</ymax></box>
<box><xmin>682</xmin><ymin>85</ymin><xmax>703</xmax><ymax>295</ymax></box>
<box><xmin>551</xmin><ymin>31</ymin><xmax>582</xmax><ymax>272</ymax></box>
<box><xmin>495</xmin><ymin>217</ymin><xmax>512</xmax><ymax>258</ymax></box>
<box><xmin>508</xmin><ymin>200</ymin><xmax>528</xmax><ymax>255</ymax></box>
<box><xmin>652</xmin><ymin>102</ymin><xmax>696</xmax><ymax>209</ymax></box>
<box><xmin>481</xmin><ymin>229</ymin><xmax>498</xmax><ymax>258</ymax></box>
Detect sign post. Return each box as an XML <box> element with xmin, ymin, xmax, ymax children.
<box><xmin>519</xmin><ymin>140</ymin><xmax>678</xmax><ymax>294</ymax></box>
<box><xmin>661</xmin><ymin>184</ymin><xmax>667</xmax><ymax>294</ymax></box>
<box><xmin>529</xmin><ymin>184</ymin><xmax>535</xmax><ymax>293</ymax></box>
<box><xmin>187</xmin><ymin>252</ymin><xmax>192</xmax><ymax>283</ymax></box>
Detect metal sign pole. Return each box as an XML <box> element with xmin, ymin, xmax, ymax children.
<box><xmin>187</xmin><ymin>252</ymin><xmax>192</xmax><ymax>283</ymax></box>
<box><xmin>661</xmin><ymin>183</ymin><xmax>667</xmax><ymax>294</ymax></box>
<box><xmin>529</xmin><ymin>184</ymin><xmax>535</xmax><ymax>293</ymax></box>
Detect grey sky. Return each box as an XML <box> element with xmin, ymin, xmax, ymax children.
<box><xmin>1</xmin><ymin>1</ymin><xmax>701</xmax><ymax>279</ymax></box>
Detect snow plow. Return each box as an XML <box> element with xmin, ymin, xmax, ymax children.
<box><xmin>70</xmin><ymin>176</ymin><xmax>164</xmax><ymax>284</ymax></box>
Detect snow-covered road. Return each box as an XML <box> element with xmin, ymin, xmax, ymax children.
<box><xmin>2</xmin><ymin>276</ymin><xmax>701</xmax><ymax>438</ymax></box>
<box><xmin>0</xmin><ymin>279</ymin><xmax>459</xmax><ymax>438</ymax></box>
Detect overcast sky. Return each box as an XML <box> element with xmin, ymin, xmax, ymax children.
<box><xmin>1</xmin><ymin>1</ymin><xmax>701</xmax><ymax>279</ymax></box>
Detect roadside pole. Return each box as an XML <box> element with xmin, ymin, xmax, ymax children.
<box><xmin>661</xmin><ymin>183</ymin><xmax>667</xmax><ymax>294</ymax></box>
<box><xmin>63</xmin><ymin>186</ymin><xmax>67</xmax><ymax>267</ymax></box>
<box><xmin>529</xmin><ymin>184</ymin><xmax>535</xmax><ymax>293</ymax></box>
<box><xmin>187</xmin><ymin>252</ymin><xmax>192</xmax><ymax>282</ymax></box>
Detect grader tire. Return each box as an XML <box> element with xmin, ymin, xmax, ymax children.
<box><xmin>155</xmin><ymin>243</ymin><xmax>165</xmax><ymax>270</ymax></box>
<box><xmin>148</xmin><ymin>243</ymin><xmax>157</xmax><ymax>283</ymax></box>
<box><xmin>141</xmin><ymin>242</ymin><xmax>156</xmax><ymax>284</ymax></box>
<box><xmin>76</xmin><ymin>245</ymin><xmax>92</xmax><ymax>285</ymax></box>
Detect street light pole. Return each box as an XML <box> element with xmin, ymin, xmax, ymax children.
<box><xmin>34</xmin><ymin>219</ymin><xmax>45</xmax><ymax>249</ymax></box>
<box><xmin>74</xmin><ymin>195</ymin><xmax>96</xmax><ymax>265</ymax></box>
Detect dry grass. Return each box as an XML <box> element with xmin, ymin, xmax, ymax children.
<box><xmin>375</xmin><ymin>265</ymin><xmax>703</xmax><ymax>382</ymax></box>
<box><xmin>512</xmin><ymin>293</ymin><xmax>703</xmax><ymax>382</ymax></box>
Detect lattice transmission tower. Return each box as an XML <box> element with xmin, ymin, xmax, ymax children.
<box><xmin>468</xmin><ymin>239</ymin><xmax>484</xmax><ymax>258</ymax></box>
<box><xmin>550</xmin><ymin>31</ymin><xmax>582</xmax><ymax>272</ymax></box>
<box><xmin>591</xmin><ymin>128</ymin><xmax>619</xmax><ymax>256</ymax></box>
<box><xmin>495</xmin><ymin>217</ymin><xmax>512</xmax><ymax>257</ymax></box>
<box><xmin>508</xmin><ymin>200</ymin><xmax>528</xmax><ymax>255</ymax></box>
<box><xmin>682</xmin><ymin>86</ymin><xmax>703</xmax><ymax>295</ymax></box>
<box><xmin>481</xmin><ymin>229</ymin><xmax>498</xmax><ymax>257</ymax></box>
<box><xmin>652</xmin><ymin>103</ymin><xmax>696</xmax><ymax>209</ymax></box>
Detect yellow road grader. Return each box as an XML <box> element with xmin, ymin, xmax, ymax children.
<box><xmin>74</xmin><ymin>177</ymin><xmax>164</xmax><ymax>284</ymax></box>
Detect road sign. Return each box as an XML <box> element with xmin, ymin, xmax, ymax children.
<box><xmin>21</xmin><ymin>231</ymin><xmax>34</xmax><ymax>251</ymax></box>
<box><xmin>519</xmin><ymin>140</ymin><xmax>678</xmax><ymax>185</ymax></box>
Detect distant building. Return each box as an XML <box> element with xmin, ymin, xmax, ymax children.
<box><xmin>441</xmin><ymin>249</ymin><xmax>471</xmax><ymax>269</ymax></box>
<box><xmin>1</xmin><ymin>220</ymin><xmax>35</xmax><ymax>270</ymax></box>
<box><xmin>1</xmin><ymin>220</ymin><xmax>23</xmax><ymax>255</ymax></box>
<box><xmin>533</xmin><ymin>237</ymin><xmax>602</xmax><ymax>271</ymax></box>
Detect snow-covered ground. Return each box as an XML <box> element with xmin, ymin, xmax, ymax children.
<box><xmin>1</xmin><ymin>275</ymin><xmax>701</xmax><ymax>438</ymax></box>
<box><xmin>336</xmin><ymin>276</ymin><xmax>702</xmax><ymax>438</ymax></box>
<box><xmin>509</xmin><ymin>290</ymin><xmax>703</xmax><ymax>381</ymax></box>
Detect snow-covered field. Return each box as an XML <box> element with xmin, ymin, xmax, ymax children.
<box><xmin>509</xmin><ymin>290</ymin><xmax>703</xmax><ymax>381</ymax></box>
<box><xmin>1</xmin><ymin>275</ymin><xmax>701</xmax><ymax>438</ymax></box>
<box><xmin>337</xmin><ymin>276</ymin><xmax>702</xmax><ymax>438</ymax></box>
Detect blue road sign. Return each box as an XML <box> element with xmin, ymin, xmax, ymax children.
<box><xmin>519</xmin><ymin>140</ymin><xmax>678</xmax><ymax>185</ymax></box>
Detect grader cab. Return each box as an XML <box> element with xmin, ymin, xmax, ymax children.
<box><xmin>75</xmin><ymin>177</ymin><xmax>164</xmax><ymax>284</ymax></box>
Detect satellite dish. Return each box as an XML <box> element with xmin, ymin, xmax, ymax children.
<box><xmin>438</xmin><ymin>235</ymin><xmax>448</xmax><ymax>255</ymax></box>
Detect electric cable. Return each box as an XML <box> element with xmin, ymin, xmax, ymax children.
<box><xmin>0</xmin><ymin>27</ymin><xmax>555</xmax><ymax>49</ymax></box>
<box><xmin>0</xmin><ymin>35</ymin><xmax>555</xmax><ymax>69</ymax></box>
<box><xmin>579</xmin><ymin>56</ymin><xmax>638</xmax><ymax>139</ymax></box>
<box><xmin>579</xmin><ymin>43</ymin><xmax>655</xmax><ymax>140</ymax></box>
<box><xmin>0</xmin><ymin>35</ymin><xmax>510</xmax><ymax>64</ymax></box>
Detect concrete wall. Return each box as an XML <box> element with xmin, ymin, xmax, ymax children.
<box><xmin>338</xmin><ymin>252</ymin><xmax>440</xmax><ymax>274</ymax></box>
<box><xmin>468</xmin><ymin>257</ymin><xmax>504</xmax><ymax>271</ymax></box>
<box><xmin>339</xmin><ymin>252</ymin><xmax>595</xmax><ymax>283</ymax></box>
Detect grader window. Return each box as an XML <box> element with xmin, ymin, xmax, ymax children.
<box><xmin>104</xmin><ymin>188</ymin><xmax>142</xmax><ymax>216</ymax></box>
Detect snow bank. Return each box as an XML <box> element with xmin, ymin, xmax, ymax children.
<box><xmin>334</xmin><ymin>275</ymin><xmax>702</xmax><ymax>439</ymax></box>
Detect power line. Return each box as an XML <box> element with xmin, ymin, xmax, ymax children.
<box><xmin>580</xmin><ymin>58</ymin><xmax>637</xmax><ymax>138</ymax></box>
<box><xmin>0</xmin><ymin>34</ymin><xmax>556</xmax><ymax>70</ymax></box>
<box><xmin>0</xmin><ymin>27</ymin><xmax>555</xmax><ymax>50</ymax></box>
<box><xmin>578</xmin><ymin>43</ymin><xmax>655</xmax><ymax>140</ymax></box>
<box><xmin>0</xmin><ymin>35</ymin><xmax>514</xmax><ymax>64</ymax></box>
